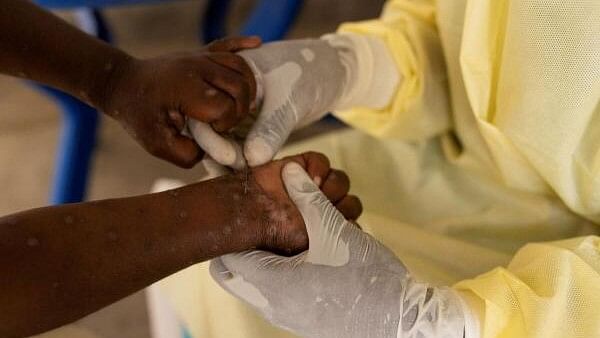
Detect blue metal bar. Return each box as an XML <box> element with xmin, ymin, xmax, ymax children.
<box><xmin>39</xmin><ymin>87</ymin><xmax>99</xmax><ymax>204</ymax></box>
<box><xmin>241</xmin><ymin>0</ymin><xmax>303</xmax><ymax>42</ymax></box>
<box><xmin>201</xmin><ymin>0</ymin><xmax>231</xmax><ymax>44</ymax></box>
<box><xmin>30</xmin><ymin>7</ymin><xmax>110</xmax><ymax>204</ymax></box>
<box><xmin>35</xmin><ymin>0</ymin><xmax>165</xmax><ymax>9</ymax></box>
<box><xmin>203</xmin><ymin>0</ymin><xmax>303</xmax><ymax>43</ymax></box>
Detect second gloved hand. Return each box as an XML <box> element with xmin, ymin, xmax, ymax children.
<box><xmin>191</xmin><ymin>37</ymin><xmax>347</xmax><ymax>169</ymax></box>
<box><xmin>194</xmin><ymin>34</ymin><xmax>400</xmax><ymax>168</ymax></box>
<box><xmin>211</xmin><ymin>163</ymin><xmax>475</xmax><ymax>338</ymax></box>
<box><xmin>240</xmin><ymin>34</ymin><xmax>399</xmax><ymax>166</ymax></box>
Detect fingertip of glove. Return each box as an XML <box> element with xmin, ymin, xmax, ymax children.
<box><xmin>283</xmin><ymin>162</ymin><xmax>318</xmax><ymax>194</ymax></box>
<box><xmin>283</xmin><ymin>161</ymin><xmax>305</xmax><ymax>176</ymax></box>
<box><xmin>244</xmin><ymin>137</ymin><xmax>274</xmax><ymax>166</ymax></box>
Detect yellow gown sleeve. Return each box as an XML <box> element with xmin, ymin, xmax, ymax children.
<box><xmin>333</xmin><ymin>0</ymin><xmax>451</xmax><ymax>142</ymax></box>
<box><xmin>455</xmin><ymin>236</ymin><xmax>600</xmax><ymax>338</ymax></box>
<box><xmin>336</xmin><ymin>2</ymin><xmax>600</xmax><ymax>338</ymax></box>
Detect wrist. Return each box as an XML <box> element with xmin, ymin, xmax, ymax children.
<box><xmin>396</xmin><ymin>282</ymin><xmax>467</xmax><ymax>338</ymax></box>
<box><xmin>174</xmin><ymin>174</ymin><xmax>266</xmax><ymax>261</ymax></box>
<box><xmin>321</xmin><ymin>33</ymin><xmax>400</xmax><ymax>110</ymax></box>
<box><xmin>87</xmin><ymin>50</ymin><xmax>137</xmax><ymax>114</ymax></box>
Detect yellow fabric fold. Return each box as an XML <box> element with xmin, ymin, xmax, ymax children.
<box><xmin>456</xmin><ymin>236</ymin><xmax>600</xmax><ymax>338</ymax></box>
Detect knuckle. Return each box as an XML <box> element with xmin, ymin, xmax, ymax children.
<box><xmin>308</xmin><ymin>151</ymin><xmax>330</xmax><ymax>168</ymax></box>
<box><xmin>198</xmin><ymin>104</ymin><xmax>226</xmax><ymax>121</ymax></box>
<box><xmin>230</xmin><ymin>54</ymin><xmax>248</xmax><ymax>68</ymax></box>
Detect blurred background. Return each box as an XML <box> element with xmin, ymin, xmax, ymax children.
<box><xmin>0</xmin><ymin>1</ymin><xmax>384</xmax><ymax>337</ymax></box>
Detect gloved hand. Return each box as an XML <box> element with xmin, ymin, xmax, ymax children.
<box><xmin>211</xmin><ymin>163</ymin><xmax>473</xmax><ymax>338</ymax></box>
<box><xmin>193</xmin><ymin>33</ymin><xmax>400</xmax><ymax>168</ymax></box>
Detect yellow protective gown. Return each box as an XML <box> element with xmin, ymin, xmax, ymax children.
<box><xmin>155</xmin><ymin>0</ymin><xmax>600</xmax><ymax>337</ymax></box>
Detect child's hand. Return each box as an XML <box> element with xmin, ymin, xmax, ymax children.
<box><xmin>243</xmin><ymin>152</ymin><xmax>362</xmax><ymax>255</ymax></box>
<box><xmin>100</xmin><ymin>36</ymin><xmax>261</xmax><ymax>168</ymax></box>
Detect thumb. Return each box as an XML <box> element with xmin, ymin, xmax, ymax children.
<box><xmin>188</xmin><ymin>119</ymin><xmax>246</xmax><ymax>170</ymax></box>
<box><xmin>282</xmin><ymin>162</ymin><xmax>351</xmax><ymax>267</ymax></box>
<box><xmin>243</xmin><ymin>103</ymin><xmax>297</xmax><ymax>167</ymax></box>
<box><xmin>161</xmin><ymin>128</ymin><xmax>202</xmax><ymax>168</ymax></box>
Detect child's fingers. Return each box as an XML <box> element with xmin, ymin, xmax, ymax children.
<box><xmin>207</xmin><ymin>36</ymin><xmax>262</xmax><ymax>53</ymax></box>
<box><xmin>183</xmin><ymin>81</ymin><xmax>237</xmax><ymax>126</ymax></box>
<box><xmin>298</xmin><ymin>152</ymin><xmax>331</xmax><ymax>183</ymax></box>
<box><xmin>321</xmin><ymin>169</ymin><xmax>350</xmax><ymax>203</ymax></box>
<box><xmin>277</xmin><ymin>152</ymin><xmax>331</xmax><ymax>184</ymax></box>
<box><xmin>334</xmin><ymin>195</ymin><xmax>363</xmax><ymax>221</ymax></box>
<box><xmin>160</xmin><ymin>128</ymin><xmax>203</xmax><ymax>168</ymax></box>
<box><xmin>284</xmin><ymin>152</ymin><xmax>353</xmax><ymax>210</ymax></box>
<box><xmin>207</xmin><ymin>53</ymin><xmax>257</xmax><ymax>108</ymax></box>
<box><xmin>203</xmin><ymin>62</ymin><xmax>251</xmax><ymax>131</ymax></box>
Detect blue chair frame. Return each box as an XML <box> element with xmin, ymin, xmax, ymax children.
<box><xmin>33</xmin><ymin>0</ymin><xmax>302</xmax><ymax>205</ymax></box>
<box><xmin>203</xmin><ymin>0</ymin><xmax>303</xmax><ymax>43</ymax></box>
<box><xmin>31</xmin><ymin>8</ymin><xmax>111</xmax><ymax>204</ymax></box>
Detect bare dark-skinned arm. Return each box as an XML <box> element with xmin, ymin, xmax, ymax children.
<box><xmin>0</xmin><ymin>0</ymin><xmax>128</xmax><ymax>108</ymax></box>
<box><xmin>0</xmin><ymin>0</ymin><xmax>263</xmax><ymax>168</ymax></box>
<box><xmin>0</xmin><ymin>152</ymin><xmax>361</xmax><ymax>338</ymax></box>
<box><xmin>0</xmin><ymin>175</ymin><xmax>257</xmax><ymax>338</ymax></box>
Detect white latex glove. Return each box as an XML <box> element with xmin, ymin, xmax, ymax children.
<box><xmin>211</xmin><ymin>163</ymin><xmax>476</xmax><ymax>338</ymax></box>
<box><xmin>188</xmin><ymin>119</ymin><xmax>247</xmax><ymax>170</ymax></box>
<box><xmin>192</xmin><ymin>33</ymin><xmax>400</xmax><ymax>169</ymax></box>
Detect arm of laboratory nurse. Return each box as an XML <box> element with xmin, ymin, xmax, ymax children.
<box><xmin>197</xmin><ymin>33</ymin><xmax>402</xmax><ymax>167</ymax></box>
<box><xmin>0</xmin><ymin>0</ymin><xmax>259</xmax><ymax>168</ymax></box>
<box><xmin>198</xmin><ymin>0</ymin><xmax>449</xmax><ymax>168</ymax></box>
<box><xmin>0</xmin><ymin>152</ymin><xmax>362</xmax><ymax>338</ymax></box>
<box><xmin>212</xmin><ymin>163</ymin><xmax>478</xmax><ymax>338</ymax></box>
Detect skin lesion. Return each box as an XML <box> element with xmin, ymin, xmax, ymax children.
<box><xmin>218</xmin><ymin>168</ymin><xmax>308</xmax><ymax>255</ymax></box>
<box><xmin>245</xmin><ymin>161</ymin><xmax>309</xmax><ymax>255</ymax></box>
<box><xmin>229</xmin><ymin>151</ymin><xmax>361</xmax><ymax>255</ymax></box>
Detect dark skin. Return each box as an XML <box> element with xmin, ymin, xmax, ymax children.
<box><xmin>0</xmin><ymin>152</ymin><xmax>362</xmax><ymax>338</ymax></box>
<box><xmin>0</xmin><ymin>2</ymin><xmax>364</xmax><ymax>337</ymax></box>
<box><xmin>0</xmin><ymin>0</ymin><xmax>260</xmax><ymax>167</ymax></box>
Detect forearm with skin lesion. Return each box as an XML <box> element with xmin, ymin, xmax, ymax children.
<box><xmin>0</xmin><ymin>174</ymin><xmax>260</xmax><ymax>338</ymax></box>
<box><xmin>0</xmin><ymin>0</ymin><xmax>131</xmax><ymax>109</ymax></box>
